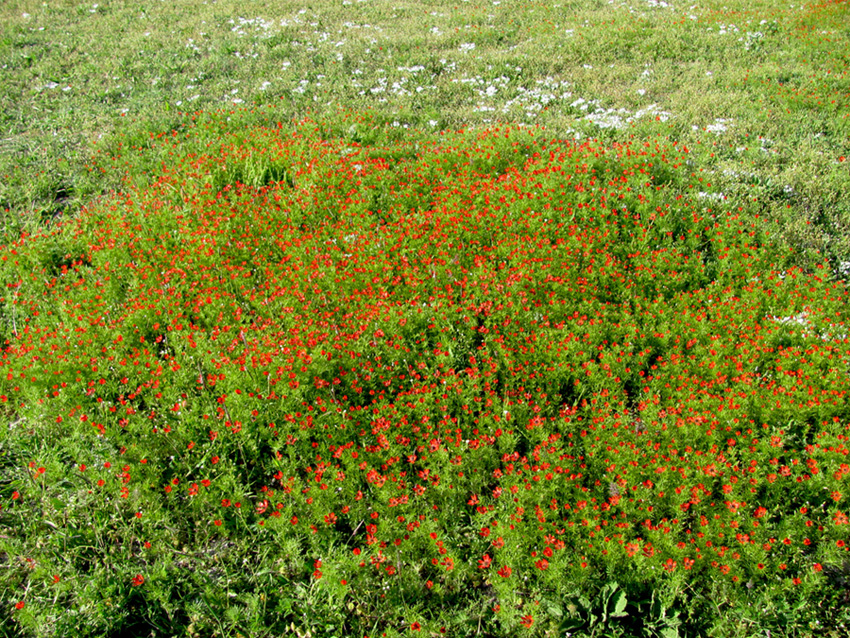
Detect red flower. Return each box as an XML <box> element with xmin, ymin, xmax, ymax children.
<box><xmin>520</xmin><ymin>614</ymin><xmax>534</xmax><ymax>628</ymax></box>
<box><xmin>14</xmin><ymin>601</ymin><xmax>24</xmax><ymax>610</ymax></box>
<box><xmin>131</xmin><ymin>574</ymin><xmax>145</xmax><ymax>587</ymax></box>
<box><xmin>497</xmin><ymin>565</ymin><xmax>512</xmax><ymax>578</ymax></box>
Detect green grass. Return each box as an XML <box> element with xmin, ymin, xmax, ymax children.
<box><xmin>1</xmin><ymin>0</ymin><xmax>848</xmax><ymax>266</ymax></box>
<box><xmin>1</xmin><ymin>1</ymin><xmax>849</xmax><ymax>636</ymax></box>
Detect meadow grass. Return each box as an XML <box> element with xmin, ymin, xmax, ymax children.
<box><xmin>2</xmin><ymin>0</ymin><xmax>848</xmax><ymax>264</ymax></box>
<box><xmin>1</xmin><ymin>0</ymin><xmax>849</xmax><ymax>636</ymax></box>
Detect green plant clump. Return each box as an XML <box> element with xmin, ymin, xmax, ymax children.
<box><xmin>1</xmin><ymin>113</ymin><xmax>848</xmax><ymax>637</ymax></box>
<box><xmin>1</xmin><ymin>0</ymin><xmax>849</xmax><ymax>635</ymax></box>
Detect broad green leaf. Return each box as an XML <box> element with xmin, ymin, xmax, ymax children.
<box><xmin>601</xmin><ymin>582</ymin><xmax>619</xmax><ymax>605</ymax></box>
<box><xmin>610</xmin><ymin>590</ymin><xmax>628</xmax><ymax>618</ymax></box>
<box><xmin>659</xmin><ymin>626</ymin><xmax>679</xmax><ymax>638</ymax></box>
<box><xmin>560</xmin><ymin>618</ymin><xmax>585</xmax><ymax>631</ymax></box>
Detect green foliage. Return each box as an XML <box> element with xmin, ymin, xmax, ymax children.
<box><xmin>1</xmin><ymin>117</ymin><xmax>849</xmax><ymax>637</ymax></box>
<box><xmin>559</xmin><ymin>582</ymin><xmax>632</xmax><ymax>637</ymax></box>
<box><xmin>0</xmin><ymin>0</ymin><xmax>848</xmax><ymax>269</ymax></box>
<box><xmin>1</xmin><ymin>0</ymin><xmax>849</xmax><ymax>635</ymax></box>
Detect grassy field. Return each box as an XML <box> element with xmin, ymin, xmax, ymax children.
<box><xmin>2</xmin><ymin>0</ymin><xmax>848</xmax><ymax>265</ymax></box>
<box><xmin>1</xmin><ymin>0</ymin><xmax>849</xmax><ymax>636</ymax></box>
